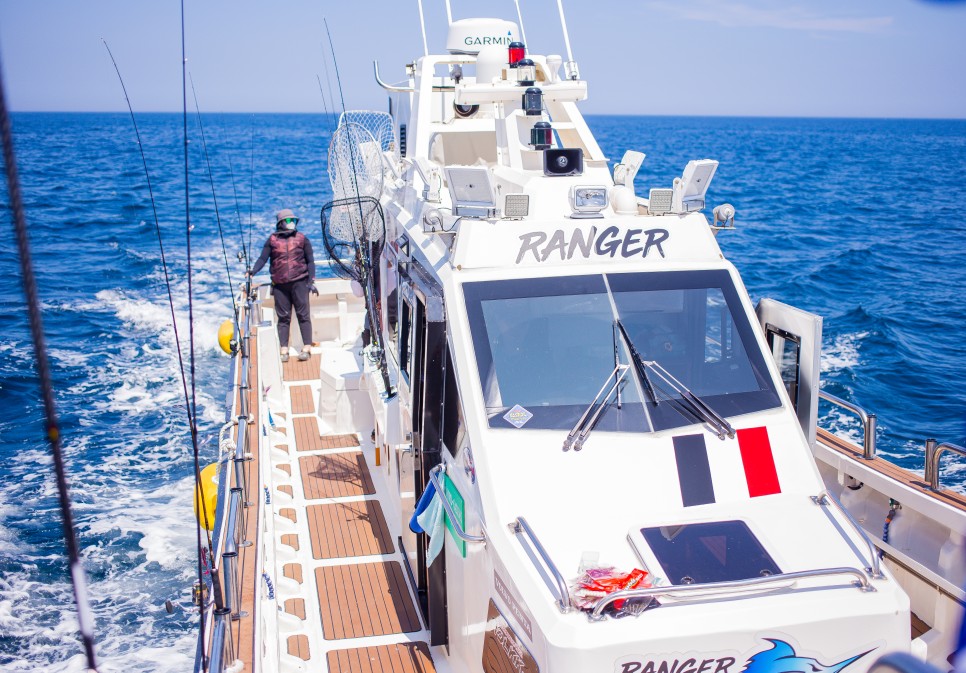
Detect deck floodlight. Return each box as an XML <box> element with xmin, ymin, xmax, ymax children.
<box><xmin>445</xmin><ymin>166</ymin><xmax>497</xmax><ymax>218</ymax></box>
<box><xmin>713</xmin><ymin>203</ymin><xmax>736</xmax><ymax>229</ymax></box>
<box><xmin>516</xmin><ymin>58</ymin><xmax>536</xmax><ymax>86</ymax></box>
<box><xmin>503</xmin><ymin>193</ymin><xmax>530</xmax><ymax>219</ymax></box>
<box><xmin>569</xmin><ymin>185</ymin><xmax>608</xmax><ymax>219</ymax></box>
<box><xmin>523</xmin><ymin>87</ymin><xmax>543</xmax><ymax>116</ymax></box>
<box><xmin>649</xmin><ymin>188</ymin><xmax>673</xmax><ymax>214</ymax></box>
<box><xmin>530</xmin><ymin>121</ymin><xmax>552</xmax><ymax>150</ymax></box>
<box><xmin>671</xmin><ymin>159</ymin><xmax>718</xmax><ymax>213</ymax></box>
<box><xmin>613</xmin><ymin>150</ymin><xmax>645</xmax><ymax>188</ymax></box>
<box><xmin>508</xmin><ymin>41</ymin><xmax>526</xmax><ymax>67</ymax></box>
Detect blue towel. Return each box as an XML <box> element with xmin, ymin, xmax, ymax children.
<box><xmin>409</xmin><ymin>481</ymin><xmax>437</xmax><ymax>534</ymax></box>
<box><xmin>408</xmin><ymin>481</ymin><xmax>446</xmax><ymax>566</ymax></box>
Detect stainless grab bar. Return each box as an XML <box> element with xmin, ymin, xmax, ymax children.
<box><xmin>509</xmin><ymin>517</ymin><xmax>572</xmax><ymax>613</ymax></box>
<box><xmin>374</xmin><ymin>60</ymin><xmax>456</xmax><ymax>93</ymax></box>
<box><xmin>813</xmin><ymin>490</ymin><xmax>883</xmax><ymax>579</ymax></box>
<box><xmin>924</xmin><ymin>439</ymin><xmax>966</xmax><ymax>491</ymax></box>
<box><xmin>589</xmin><ymin>567</ymin><xmax>873</xmax><ymax>621</ymax></box>
<box><xmin>427</xmin><ymin>464</ymin><xmax>486</xmax><ymax>543</ymax></box>
<box><xmin>819</xmin><ymin>391</ymin><xmax>877</xmax><ymax>459</ymax></box>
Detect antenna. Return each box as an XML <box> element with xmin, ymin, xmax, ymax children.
<box><xmin>444</xmin><ymin>0</ymin><xmax>453</xmax><ymax>24</ymax></box>
<box><xmin>513</xmin><ymin>0</ymin><xmax>528</xmax><ymax>46</ymax></box>
<box><xmin>555</xmin><ymin>0</ymin><xmax>579</xmax><ymax>79</ymax></box>
<box><xmin>416</xmin><ymin>0</ymin><xmax>429</xmax><ymax>56</ymax></box>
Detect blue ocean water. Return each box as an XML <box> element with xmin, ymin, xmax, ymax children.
<box><xmin>0</xmin><ymin>112</ymin><xmax>964</xmax><ymax>670</ymax></box>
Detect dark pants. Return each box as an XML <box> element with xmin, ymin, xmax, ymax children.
<box><xmin>273</xmin><ymin>280</ymin><xmax>312</xmax><ymax>348</ymax></box>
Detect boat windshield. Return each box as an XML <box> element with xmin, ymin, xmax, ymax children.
<box><xmin>463</xmin><ymin>270</ymin><xmax>780</xmax><ymax>432</ymax></box>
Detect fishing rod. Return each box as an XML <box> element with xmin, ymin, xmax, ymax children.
<box><xmin>101</xmin><ymin>40</ymin><xmax>227</xmax><ymax>652</ymax></box>
<box><xmin>0</xmin><ymin>46</ymin><xmax>100</xmax><ymax>673</ymax></box>
<box><xmin>188</xmin><ymin>73</ymin><xmax>243</xmax><ymax>329</ymax></box>
<box><xmin>247</xmin><ymin>119</ymin><xmax>255</xmax><ymax>286</ymax></box>
<box><xmin>177</xmin><ymin>1</ymin><xmax>213</xmax><ymax>669</ymax></box>
<box><xmin>315</xmin><ymin>73</ymin><xmax>335</xmax><ymax>134</ymax></box>
<box><xmin>323</xmin><ymin>19</ymin><xmax>394</xmax><ymax>398</ymax></box>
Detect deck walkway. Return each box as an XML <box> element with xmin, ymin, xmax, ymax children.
<box><xmin>252</xmin><ymin>354</ymin><xmax>437</xmax><ymax>673</ymax></box>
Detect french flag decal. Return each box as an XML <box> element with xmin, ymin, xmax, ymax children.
<box><xmin>672</xmin><ymin>434</ymin><xmax>716</xmax><ymax>506</ymax></box>
<box><xmin>673</xmin><ymin>427</ymin><xmax>781</xmax><ymax>507</ymax></box>
<box><xmin>736</xmin><ymin>426</ymin><xmax>781</xmax><ymax>497</ymax></box>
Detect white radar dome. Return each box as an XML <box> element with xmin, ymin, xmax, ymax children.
<box><xmin>446</xmin><ymin>18</ymin><xmax>519</xmax><ymax>55</ymax></box>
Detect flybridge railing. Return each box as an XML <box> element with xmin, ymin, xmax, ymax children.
<box><xmin>199</xmin><ymin>288</ymin><xmax>255</xmax><ymax>673</ymax></box>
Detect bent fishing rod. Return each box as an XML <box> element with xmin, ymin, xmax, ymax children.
<box><xmin>0</xmin><ymin>49</ymin><xmax>99</xmax><ymax>672</ymax></box>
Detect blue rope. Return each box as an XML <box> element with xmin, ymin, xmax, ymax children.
<box><xmin>881</xmin><ymin>499</ymin><xmax>899</xmax><ymax>558</ymax></box>
<box><xmin>262</xmin><ymin>572</ymin><xmax>275</xmax><ymax>600</ymax></box>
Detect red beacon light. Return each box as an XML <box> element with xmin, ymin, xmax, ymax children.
<box><xmin>508</xmin><ymin>42</ymin><xmax>526</xmax><ymax>67</ymax></box>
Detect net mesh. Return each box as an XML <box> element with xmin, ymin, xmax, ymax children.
<box><xmin>327</xmin><ymin>122</ymin><xmax>385</xmax><ymax>201</ymax></box>
<box><xmin>320</xmin><ymin>196</ymin><xmax>386</xmax><ymax>280</ymax></box>
<box><xmin>337</xmin><ymin>110</ymin><xmax>399</xmax><ymax>163</ymax></box>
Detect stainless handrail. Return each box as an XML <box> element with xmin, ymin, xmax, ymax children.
<box><xmin>373</xmin><ymin>60</ymin><xmax>457</xmax><ymax>93</ymax></box>
<box><xmin>588</xmin><ymin>567</ymin><xmax>873</xmax><ymax>620</ymax></box>
<box><xmin>510</xmin><ymin>517</ymin><xmax>572</xmax><ymax>613</ymax></box>
<box><xmin>819</xmin><ymin>391</ymin><xmax>877</xmax><ymax>459</ymax></box>
<box><xmin>374</xmin><ymin>61</ymin><xmax>416</xmax><ymax>93</ymax></box>
<box><xmin>427</xmin><ymin>464</ymin><xmax>486</xmax><ymax>543</ymax></box>
<box><xmin>924</xmin><ymin>439</ymin><xmax>966</xmax><ymax>491</ymax></box>
<box><xmin>205</xmin><ymin>295</ymin><xmax>253</xmax><ymax>672</ymax></box>
<box><xmin>813</xmin><ymin>489</ymin><xmax>883</xmax><ymax>579</ymax></box>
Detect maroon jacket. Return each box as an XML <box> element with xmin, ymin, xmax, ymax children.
<box><xmin>252</xmin><ymin>231</ymin><xmax>315</xmax><ymax>284</ymax></box>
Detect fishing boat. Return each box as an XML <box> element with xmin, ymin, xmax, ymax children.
<box><xmin>193</xmin><ymin>8</ymin><xmax>965</xmax><ymax>673</ymax></box>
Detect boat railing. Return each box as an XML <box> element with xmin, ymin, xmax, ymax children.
<box><xmin>812</xmin><ymin>489</ymin><xmax>884</xmax><ymax>578</ymax></box>
<box><xmin>201</xmin><ymin>290</ymin><xmax>255</xmax><ymax>673</ymax></box>
<box><xmin>924</xmin><ymin>439</ymin><xmax>966</xmax><ymax>491</ymax></box>
<box><xmin>509</xmin><ymin>517</ymin><xmax>572</xmax><ymax>613</ymax></box>
<box><xmin>587</xmin><ymin>567</ymin><xmax>874</xmax><ymax>621</ymax></box>
<box><xmin>427</xmin><ymin>464</ymin><xmax>486</xmax><ymax>543</ymax></box>
<box><xmin>819</xmin><ymin>391</ymin><xmax>877</xmax><ymax>459</ymax></box>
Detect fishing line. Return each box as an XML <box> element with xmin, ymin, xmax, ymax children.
<box><xmin>320</xmin><ymin>29</ymin><xmax>340</xmax><ymax>128</ymax></box>
<box><xmin>0</xmin><ymin>44</ymin><xmax>100</xmax><ymax>673</ymax></box>
<box><xmin>226</xmin><ymin>153</ymin><xmax>248</xmax><ymax>268</ymax></box>
<box><xmin>189</xmin><ymin>73</ymin><xmax>241</xmax><ymax>327</ymax></box>
<box><xmin>316</xmin><ymin>73</ymin><xmax>334</xmax><ymax>134</ymax></box>
<box><xmin>247</xmin><ymin>119</ymin><xmax>255</xmax><ymax>269</ymax></box>
<box><xmin>103</xmin><ymin>41</ymin><xmax>194</xmax><ymax>422</ymax></box>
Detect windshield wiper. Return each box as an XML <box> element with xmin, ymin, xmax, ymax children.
<box><xmin>615</xmin><ymin>320</ymin><xmax>735</xmax><ymax>441</ymax></box>
<box><xmin>615</xmin><ymin>320</ymin><xmax>658</xmax><ymax>406</ymax></box>
<box><xmin>562</xmin><ymin>364</ymin><xmax>628</xmax><ymax>452</ymax></box>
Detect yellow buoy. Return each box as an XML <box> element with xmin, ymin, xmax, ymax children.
<box><xmin>194</xmin><ymin>462</ymin><xmax>220</xmax><ymax>531</ymax></box>
<box><xmin>217</xmin><ymin>319</ymin><xmax>235</xmax><ymax>355</ymax></box>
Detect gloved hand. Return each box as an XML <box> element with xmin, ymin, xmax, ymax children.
<box><xmin>308</xmin><ymin>279</ymin><xmax>319</xmax><ymax>296</ymax></box>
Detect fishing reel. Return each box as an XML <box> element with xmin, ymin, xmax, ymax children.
<box><xmin>192</xmin><ymin>581</ymin><xmax>208</xmax><ymax>608</ymax></box>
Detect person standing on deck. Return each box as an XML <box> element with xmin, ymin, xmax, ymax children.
<box><xmin>249</xmin><ymin>208</ymin><xmax>318</xmax><ymax>362</ymax></box>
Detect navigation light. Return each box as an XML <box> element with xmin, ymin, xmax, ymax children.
<box><xmin>508</xmin><ymin>42</ymin><xmax>526</xmax><ymax>67</ymax></box>
<box><xmin>530</xmin><ymin>121</ymin><xmax>552</xmax><ymax>150</ymax></box>
<box><xmin>516</xmin><ymin>58</ymin><xmax>536</xmax><ymax>86</ymax></box>
<box><xmin>523</xmin><ymin>87</ymin><xmax>544</xmax><ymax>116</ymax></box>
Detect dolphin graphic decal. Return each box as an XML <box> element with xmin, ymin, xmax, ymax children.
<box><xmin>742</xmin><ymin>639</ymin><xmax>872</xmax><ymax>673</ymax></box>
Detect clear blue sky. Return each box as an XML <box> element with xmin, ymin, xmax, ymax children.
<box><xmin>1</xmin><ymin>0</ymin><xmax>964</xmax><ymax>118</ymax></box>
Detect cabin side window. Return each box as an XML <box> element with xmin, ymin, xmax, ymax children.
<box><xmin>400</xmin><ymin>295</ymin><xmax>413</xmax><ymax>380</ymax></box>
<box><xmin>442</xmin><ymin>345</ymin><xmax>464</xmax><ymax>457</ymax></box>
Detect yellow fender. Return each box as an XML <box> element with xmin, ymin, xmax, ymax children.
<box><xmin>217</xmin><ymin>320</ymin><xmax>235</xmax><ymax>355</ymax></box>
<box><xmin>194</xmin><ymin>462</ymin><xmax>220</xmax><ymax>531</ymax></box>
